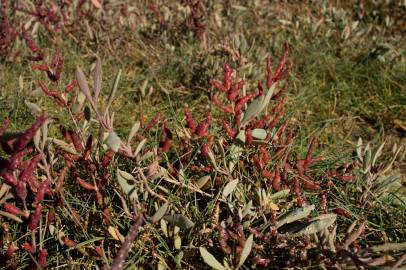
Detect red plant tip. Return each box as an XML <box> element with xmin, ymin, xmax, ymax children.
<box><xmin>65</xmin><ymin>79</ymin><xmax>77</xmax><ymax>93</ymax></box>
<box><xmin>223</xmin><ymin>63</ymin><xmax>233</xmax><ymax>91</ymax></box>
<box><xmin>333</xmin><ymin>208</ymin><xmax>352</xmax><ymax>218</ymax></box>
<box><xmin>234</xmin><ymin>92</ymin><xmax>257</xmax><ymax>113</ymax></box>
<box><xmin>184</xmin><ymin>108</ymin><xmax>198</xmax><ymax>131</ymax></box>
<box><xmin>304</xmin><ymin>137</ymin><xmax>316</xmax><ymax>170</ymax></box>
<box><xmin>2</xmin><ymin>245</ymin><xmax>17</xmax><ymax>260</ymax></box>
<box><xmin>76</xmin><ymin>176</ymin><xmax>96</xmax><ymax>191</ymax></box>
<box><xmin>144</xmin><ymin>112</ymin><xmax>161</xmax><ymax>133</ymax></box>
<box><xmin>221</xmin><ymin>119</ymin><xmax>236</xmax><ymax>139</ymax></box>
<box><xmin>2</xmin><ymin>172</ymin><xmax>18</xmax><ymax>186</ymax></box>
<box><xmin>3</xmin><ymin>203</ymin><xmax>22</xmax><ymax>216</ymax></box>
<box><xmin>195</xmin><ymin>112</ymin><xmax>211</xmax><ymax>137</ymax></box>
<box><xmin>34</xmin><ymin>180</ymin><xmax>50</xmax><ymax>204</ymax></box>
<box><xmin>13</xmin><ymin>114</ymin><xmax>47</xmax><ymax>153</ymax></box>
<box><xmin>29</xmin><ymin>204</ymin><xmax>43</xmax><ymax>231</ymax></box>
<box><xmin>160</xmin><ymin>122</ymin><xmax>173</xmax><ymax>153</ymax></box>
<box><xmin>272</xmin><ymin>166</ymin><xmax>280</xmax><ymax>191</ymax></box>
<box><xmin>212</xmin><ymin>94</ymin><xmax>233</xmax><ymax>114</ymax></box>
<box><xmin>38</xmin><ymin>249</ymin><xmax>48</xmax><ymax>268</ymax></box>
<box><xmin>18</xmin><ymin>154</ymin><xmax>43</xmax><ymax>183</ymax></box>
<box><xmin>102</xmin><ymin>149</ymin><xmax>115</xmax><ymax>168</ymax></box>
<box><xmin>21</xmin><ymin>242</ymin><xmax>35</xmax><ymax>253</ymax></box>
<box><xmin>227</xmin><ymin>80</ymin><xmax>244</xmax><ymax>101</ymax></box>
<box><xmin>16</xmin><ymin>181</ymin><xmax>28</xmax><ymax>201</ymax></box>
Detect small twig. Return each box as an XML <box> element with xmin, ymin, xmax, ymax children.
<box><xmin>109</xmin><ymin>215</ymin><xmax>143</xmax><ymax>270</ymax></box>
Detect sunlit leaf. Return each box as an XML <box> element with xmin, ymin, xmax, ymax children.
<box><xmin>222</xmin><ymin>179</ymin><xmax>239</xmax><ymax>199</ymax></box>
<box><xmin>276</xmin><ymin>205</ymin><xmax>315</xmax><ymax>228</ymax></box>
<box><xmin>238</xmin><ymin>234</ymin><xmax>253</xmax><ymax>267</ymax></box>
<box><xmin>294</xmin><ymin>214</ymin><xmax>336</xmax><ymax>236</ymax></box>
<box><xmin>151</xmin><ymin>202</ymin><xmax>169</xmax><ymax>223</ymax></box>
<box><xmin>116</xmin><ymin>169</ymin><xmax>137</xmax><ymax>200</ymax></box>
<box><xmin>199</xmin><ymin>247</ymin><xmax>226</xmax><ymax>270</ymax></box>
<box><xmin>106</xmin><ymin>131</ymin><xmax>121</xmax><ymax>152</ymax></box>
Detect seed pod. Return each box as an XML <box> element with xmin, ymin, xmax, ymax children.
<box><xmin>13</xmin><ymin>114</ymin><xmax>47</xmax><ymax>152</ymax></box>
<box><xmin>300</xmin><ymin>176</ymin><xmax>321</xmax><ymax>191</ymax></box>
<box><xmin>29</xmin><ymin>204</ymin><xmax>43</xmax><ymax>231</ymax></box>
<box><xmin>3</xmin><ymin>203</ymin><xmax>22</xmax><ymax>216</ymax></box>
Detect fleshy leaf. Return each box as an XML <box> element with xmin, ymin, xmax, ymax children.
<box><xmin>106</xmin><ymin>131</ymin><xmax>121</xmax><ymax>152</ymax></box>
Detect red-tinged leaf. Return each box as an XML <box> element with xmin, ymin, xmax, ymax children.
<box><xmin>2</xmin><ymin>172</ymin><xmax>18</xmax><ymax>186</ymax></box>
<box><xmin>336</xmin><ymin>175</ymin><xmax>354</xmax><ymax>182</ymax></box>
<box><xmin>217</xmin><ymin>224</ymin><xmax>232</xmax><ymax>254</ymax></box>
<box><xmin>266</xmin><ymin>56</ymin><xmax>273</xmax><ymax>89</ymax></box>
<box><xmin>262</xmin><ymin>169</ymin><xmax>273</xmax><ymax>180</ymax></box>
<box><xmin>212</xmin><ymin>94</ymin><xmax>234</xmax><ymax>114</ymax></box>
<box><xmin>184</xmin><ymin>108</ymin><xmax>197</xmax><ymax>131</ymax></box>
<box><xmin>252</xmin><ymin>156</ymin><xmax>262</xmax><ymax>171</ymax></box>
<box><xmin>210</xmin><ymin>79</ymin><xmax>226</xmax><ymax>92</ymax></box>
<box><xmin>76</xmin><ymin>177</ymin><xmax>96</xmax><ymax>191</ymax></box>
<box><xmin>3</xmin><ymin>203</ymin><xmax>22</xmax><ymax>215</ymax></box>
<box><xmin>32</xmin><ymin>64</ymin><xmax>50</xmax><ymax>72</ymax></box>
<box><xmin>13</xmin><ymin>114</ymin><xmax>47</xmax><ymax>152</ymax></box>
<box><xmin>300</xmin><ymin>176</ymin><xmax>321</xmax><ymax>191</ymax></box>
<box><xmin>221</xmin><ymin>119</ymin><xmax>236</xmax><ymax>138</ymax></box>
<box><xmin>65</xmin><ymin>79</ymin><xmax>77</xmax><ymax>93</ymax></box>
<box><xmin>144</xmin><ymin>112</ymin><xmax>161</xmax><ymax>133</ymax></box>
<box><xmin>47</xmin><ymin>210</ymin><xmax>56</xmax><ymax>224</ymax></box>
<box><xmin>9</xmin><ymin>148</ymin><xmax>33</xmax><ymax>170</ymax></box>
<box><xmin>16</xmin><ymin>181</ymin><xmax>28</xmax><ymax>201</ymax></box>
<box><xmin>234</xmin><ymin>92</ymin><xmax>257</xmax><ymax>112</ymax></box>
<box><xmin>2</xmin><ymin>245</ymin><xmax>16</xmax><ymax>261</ymax></box>
<box><xmin>195</xmin><ymin>112</ymin><xmax>211</xmax><ymax>137</ymax></box>
<box><xmin>259</xmin><ymin>146</ymin><xmax>270</xmax><ymax>165</ymax></box>
<box><xmin>38</xmin><ymin>249</ymin><xmax>48</xmax><ymax>268</ymax></box>
<box><xmin>160</xmin><ymin>122</ymin><xmax>173</xmax><ymax>153</ymax></box>
<box><xmin>69</xmin><ymin>130</ymin><xmax>83</xmax><ymax>152</ymax></box>
<box><xmin>273</xmin><ymin>42</ymin><xmax>289</xmax><ymax>82</ymax></box>
<box><xmin>333</xmin><ymin>208</ymin><xmax>352</xmax><ymax>218</ymax></box>
<box><xmin>304</xmin><ymin>137</ymin><xmax>316</xmax><ymax>170</ymax></box>
<box><xmin>223</xmin><ymin>63</ymin><xmax>233</xmax><ymax>91</ymax></box>
<box><xmin>29</xmin><ymin>204</ymin><xmax>43</xmax><ymax>230</ymax></box>
<box><xmin>102</xmin><ymin>149</ymin><xmax>115</xmax><ymax>167</ymax></box>
<box><xmin>48</xmin><ymin>47</ymin><xmax>63</xmax><ymax>81</ymax></box>
<box><xmin>272</xmin><ymin>166</ymin><xmax>280</xmax><ymax>191</ymax></box>
<box><xmin>21</xmin><ymin>242</ymin><xmax>35</xmax><ymax>253</ymax></box>
<box><xmin>34</xmin><ymin>180</ymin><xmax>50</xmax><ymax>204</ymax></box>
<box><xmin>62</xmin><ymin>237</ymin><xmax>76</xmax><ymax>247</ymax></box>
<box><xmin>227</xmin><ymin>80</ymin><xmax>244</xmax><ymax>101</ymax></box>
<box><xmin>19</xmin><ymin>154</ymin><xmax>42</xmax><ymax>183</ymax></box>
